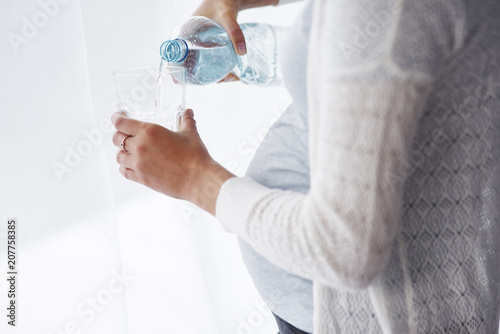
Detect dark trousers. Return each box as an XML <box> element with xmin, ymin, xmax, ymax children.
<box><xmin>273</xmin><ymin>312</ymin><xmax>312</xmax><ymax>334</ymax></box>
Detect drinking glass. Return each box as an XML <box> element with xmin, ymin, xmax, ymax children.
<box><xmin>113</xmin><ymin>66</ymin><xmax>186</xmax><ymax>131</ymax></box>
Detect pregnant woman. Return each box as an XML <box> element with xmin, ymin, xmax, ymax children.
<box><xmin>112</xmin><ymin>0</ymin><xmax>500</xmax><ymax>332</ymax></box>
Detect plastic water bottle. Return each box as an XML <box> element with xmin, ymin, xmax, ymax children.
<box><xmin>160</xmin><ymin>16</ymin><xmax>285</xmax><ymax>86</ymax></box>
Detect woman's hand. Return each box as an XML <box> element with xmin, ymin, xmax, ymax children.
<box><xmin>192</xmin><ymin>0</ymin><xmax>280</xmax><ymax>56</ymax></box>
<box><xmin>111</xmin><ymin>110</ymin><xmax>235</xmax><ymax>215</ymax></box>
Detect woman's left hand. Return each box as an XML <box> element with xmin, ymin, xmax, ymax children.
<box><xmin>111</xmin><ymin>109</ymin><xmax>235</xmax><ymax>215</ymax></box>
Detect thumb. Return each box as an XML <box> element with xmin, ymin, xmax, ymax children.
<box><xmin>218</xmin><ymin>12</ymin><xmax>246</xmax><ymax>55</ymax></box>
<box><xmin>179</xmin><ymin>109</ymin><xmax>197</xmax><ymax>133</ymax></box>
<box><xmin>226</xmin><ymin>23</ymin><xmax>247</xmax><ymax>55</ymax></box>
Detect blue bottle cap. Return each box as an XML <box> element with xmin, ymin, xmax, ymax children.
<box><xmin>160</xmin><ymin>39</ymin><xmax>188</xmax><ymax>63</ymax></box>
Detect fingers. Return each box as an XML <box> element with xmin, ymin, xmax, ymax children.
<box><xmin>218</xmin><ymin>72</ymin><xmax>240</xmax><ymax>83</ymax></box>
<box><xmin>180</xmin><ymin>109</ymin><xmax>197</xmax><ymax>133</ymax></box>
<box><xmin>116</xmin><ymin>148</ymin><xmax>134</xmax><ymax>169</ymax></box>
<box><xmin>119</xmin><ymin>166</ymin><xmax>139</xmax><ymax>182</ymax></box>
<box><xmin>112</xmin><ymin>131</ymin><xmax>133</xmax><ymax>149</ymax></box>
<box><xmin>111</xmin><ymin>112</ymin><xmax>143</xmax><ymax>136</ymax></box>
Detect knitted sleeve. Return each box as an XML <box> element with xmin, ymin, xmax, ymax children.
<box><xmin>216</xmin><ymin>0</ymin><xmax>464</xmax><ymax>289</ymax></box>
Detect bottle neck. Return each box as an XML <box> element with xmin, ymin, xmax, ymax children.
<box><xmin>160</xmin><ymin>39</ymin><xmax>188</xmax><ymax>63</ymax></box>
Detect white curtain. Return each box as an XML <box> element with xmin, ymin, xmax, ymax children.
<box><xmin>0</xmin><ymin>0</ymin><xmax>302</xmax><ymax>333</ymax></box>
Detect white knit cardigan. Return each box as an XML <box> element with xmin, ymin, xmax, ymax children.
<box><xmin>216</xmin><ymin>0</ymin><xmax>500</xmax><ymax>332</ymax></box>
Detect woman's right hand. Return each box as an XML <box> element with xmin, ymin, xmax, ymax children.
<box><xmin>192</xmin><ymin>0</ymin><xmax>279</xmax><ymax>56</ymax></box>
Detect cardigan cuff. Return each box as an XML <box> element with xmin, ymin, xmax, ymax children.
<box><xmin>215</xmin><ymin>176</ymin><xmax>272</xmax><ymax>235</ymax></box>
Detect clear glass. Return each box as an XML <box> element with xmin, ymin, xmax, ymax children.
<box><xmin>113</xmin><ymin>66</ymin><xmax>186</xmax><ymax>131</ymax></box>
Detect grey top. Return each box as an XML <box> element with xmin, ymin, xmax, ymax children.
<box><xmin>238</xmin><ymin>1</ymin><xmax>314</xmax><ymax>332</ymax></box>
